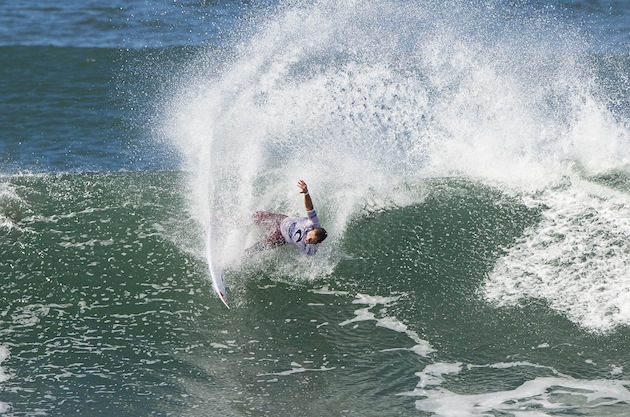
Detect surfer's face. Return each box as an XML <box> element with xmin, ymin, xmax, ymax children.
<box><xmin>305</xmin><ymin>230</ymin><xmax>320</xmax><ymax>245</ymax></box>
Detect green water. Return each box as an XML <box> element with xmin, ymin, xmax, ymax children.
<box><xmin>2</xmin><ymin>172</ymin><xmax>630</xmax><ymax>416</ymax></box>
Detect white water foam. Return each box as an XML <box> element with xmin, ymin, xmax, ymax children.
<box><xmin>256</xmin><ymin>361</ymin><xmax>336</xmax><ymax>378</ymax></box>
<box><xmin>339</xmin><ymin>293</ymin><xmax>435</xmax><ymax>357</ymax></box>
<box><xmin>400</xmin><ymin>360</ymin><xmax>630</xmax><ymax>416</ymax></box>
<box><xmin>0</xmin><ymin>346</ymin><xmax>11</xmax><ymax>413</ymax></box>
<box><xmin>0</xmin><ymin>180</ymin><xmax>27</xmax><ymax>232</ymax></box>
<box><xmin>483</xmin><ymin>179</ymin><xmax>630</xmax><ymax>333</ymax></box>
<box><xmin>309</xmin><ymin>286</ymin><xmax>434</xmax><ymax>356</ymax></box>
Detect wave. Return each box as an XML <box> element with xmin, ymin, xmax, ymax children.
<box><xmin>3</xmin><ymin>170</ymin><xmax>630</xmax><ymax>415</ymax></box>
<box><xmin>160</xmin><ymin>0</ymin><xmax>630</xmax><ymax>331</ymax></box>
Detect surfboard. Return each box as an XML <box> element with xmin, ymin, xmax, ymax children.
<box><xmin>206</xmin><ymin>221</ymin><xmax>230</xmax><ymax>309</ymax></box>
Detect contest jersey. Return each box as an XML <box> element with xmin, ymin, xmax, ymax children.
<box><xmin>280</xmin><ymin>209</ymin><xmax>321</xmax><ymax>255</ymax></box>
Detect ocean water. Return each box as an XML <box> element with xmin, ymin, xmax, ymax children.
<box><xmin>0</xmin><ymin>0</ymin><xmax>629</xmax><ymax>416</ymax></box>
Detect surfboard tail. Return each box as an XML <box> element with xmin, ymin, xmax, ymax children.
<box><xmin>207</xmin><ymin>223</ymin><xmax>230</xmax><ymax>309</ymax></box>
<box><xmin>219</xmin><ymin>291</ymin><xmax>230</xmax><ymax>309</ymax></box>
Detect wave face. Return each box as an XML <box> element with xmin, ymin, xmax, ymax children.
<box><xmin>3</xmin><ymin>172</ymin><xmax>630</xmax><ymax>416</ymax></box>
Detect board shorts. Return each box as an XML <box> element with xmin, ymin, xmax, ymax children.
<box><xmin>253</xmin><ymin>211</ymin><xmax>288</xmax><ymax>248</ymax></box>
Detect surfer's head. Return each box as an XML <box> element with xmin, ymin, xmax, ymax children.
<box><xmin>305</xmin><ymin>227</ymin><xmax>328</xmax><ymax>245</ymax></box>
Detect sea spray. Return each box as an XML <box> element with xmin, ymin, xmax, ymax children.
<box><xmin>161</xmin><ymin>0</ymin><xmax>629</xmax><ymax>297</ymax></box>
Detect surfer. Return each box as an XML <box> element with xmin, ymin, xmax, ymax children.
<box><xmin>252</xmin><ymin>180</ymin><xmax>327</xmax><ymax>255</ymax></box>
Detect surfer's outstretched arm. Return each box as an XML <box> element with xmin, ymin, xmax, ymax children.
<box><xmin>297</xmin><ymin>180</ymin><xmax>314</xmax><ymax>211</ymax></box>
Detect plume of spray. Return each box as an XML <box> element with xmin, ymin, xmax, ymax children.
<box><xmin>161</xmin><ymin>0</ymin><xmax>628</xmax><ymax>282</ymax></box>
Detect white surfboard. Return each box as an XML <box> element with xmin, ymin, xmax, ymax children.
<box><xmin>206</xmin><ymin>221</ymin><xmax>230</xmax><ymax>309</ymax></box>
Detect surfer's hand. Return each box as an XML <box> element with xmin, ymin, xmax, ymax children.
<box><xmin>298</xmin><ymin>180</ymin><xmax>309</xmax><ymax>194</ymax></box>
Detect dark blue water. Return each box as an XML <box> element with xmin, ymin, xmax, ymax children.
<box><xmin>1</xmin><ymin>1</ymin><xmax>629</xmax><ymax>416</ymax></box>
<box><xmin>0</xmin><ymin>0</ymin><xmax>248</xmax><ymax>48</ymax></box>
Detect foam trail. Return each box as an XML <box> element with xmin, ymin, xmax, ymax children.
<box><xmin>415</xmin><ymin>376</ymin><xmax>630</xmax><ymax>416</ymax></box>
<box><xmin>400</xmin><ymin>361</ymin><xmax>630</xmax><ymax>416</ymax></box>
<box><xmin>339</xmin><ymin>293</ymin><xmax>435</xmax><ymax>357</ymax></box>
<box><xmin>162</xmin><ymin>0</ymin><xmax>628</xmax><ymax>277</ymax></box>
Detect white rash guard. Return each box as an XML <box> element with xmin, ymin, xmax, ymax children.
<box><xmin>280</xmin><ymin>209</ymin><xmax>321</xmax><ymax>255</ymax></box>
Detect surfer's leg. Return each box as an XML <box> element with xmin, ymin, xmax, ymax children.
<box><xmin>251</xmin><ymin>212</ymin><xmax>287</xmax><ymax>250</ymax></box>
<box><xmin>263</xmin><ymin>228</ymin><xmax>286</xmax><ymax>248</ymax></box>
<box><xmin>253</xmin><ymin>211</ymin><xmax>286</xmax><ymax>227</ymax></box>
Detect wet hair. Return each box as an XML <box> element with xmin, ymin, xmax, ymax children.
<box><xmin>313</xmin><ymin>227</ymin><xmax>328</xmax><ymax>243</ymax></box>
